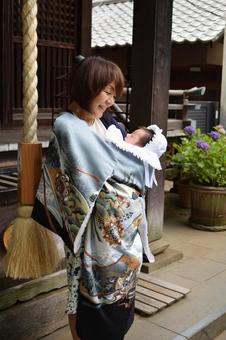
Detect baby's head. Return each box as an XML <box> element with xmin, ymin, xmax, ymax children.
<box><xmin>125</xmin><ymin>127</ymin><xmax>154</xmax><ymax>147</ymax></box>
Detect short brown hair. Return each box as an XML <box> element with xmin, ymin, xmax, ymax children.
<box><xmin>138</xmin><ymin>127</ymin><xmax>154</xmax><ymax>146</ymax></box>
<box><xmin>69</xmin><ymin>56</ymin><xmax>124</xmax><ymax>111</ymax></box>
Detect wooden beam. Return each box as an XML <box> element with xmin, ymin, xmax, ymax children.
<box><xmin>76</xmin><ymin>0</ymin><xmax>92</xmax><ymax>57</ymax></box>
<box><xmin>130</xmin><ymin>0</ymin><xmax>173</xmax><ymax>244</ymax></box>
<box><xmin>0</xmin><ymin>0</ymin><xmax>13</xmax><ymax>127</ymax></box>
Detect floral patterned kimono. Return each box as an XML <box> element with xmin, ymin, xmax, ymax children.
<box><xmin>32</xmin><ymin>112</ymin><xmax>165</xmax><ymax>339</ymax></box>
<box><xmin>80</xmin><ymin>179</ymin><xmax>144</xmax><ymax>305</ymax></box>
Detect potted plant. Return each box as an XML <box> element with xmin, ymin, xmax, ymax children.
<box><xmin>170</xmin><ymin>125</ymin><xmax>226</xmax><ymax>230</ymax></box>
<box><xmin>169</xmin><ymin>125</ymin><xmax>196</xmax><ymax>208</ymax></box>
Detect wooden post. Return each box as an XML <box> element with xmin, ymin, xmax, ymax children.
<box><xmin>76</xmin><ymin>0</ymin><xmax>92</xmax><ymax>57</ymax></box>
<box><xmin>0</xmin><ymin>0</ymin><xmax>13</xmax><ymax>127</ymax></box>
<box><xmin>130</xmin><ymin>0</ymin><xmax>173</xmax><ymax>246</ymax></box>
<box><xmin>220</xmin><ymin>17</ymin><xmax>226</xmax><ymax>127</ymax></box>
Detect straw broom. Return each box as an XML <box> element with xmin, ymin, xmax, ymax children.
<box><xmin>3</xmin><ymin>0</ymin><xmax>60</xmax><ymax>279</ymax></box>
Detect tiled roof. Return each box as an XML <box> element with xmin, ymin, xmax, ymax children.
<box><xmin>92</xmin><ymin>0</ymin><xmax>226</xmax><ymax>47</ymax></box>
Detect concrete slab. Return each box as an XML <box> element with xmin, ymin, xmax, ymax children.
<box><xmin>173</xmin><ymin>242</ymin><xmax>211</xmax><ymax>259</ymax></box>
<box><xmin>188</xmin><ymin>232</ymin><xmax>226</xmax><ymax>250</ymax></box>
<box><xmin>150</xmin><ymin>269</ymin><xmax>200</xmax><ymax>290</ymax></box>
<box><xmin>148</xmin><ymin>276</ymin><xmax>226</xmax><ymax>335</ymax></box>
<box><xmin>204</xmin><ymin>245</ymin><xmax>226</xmax><ymax>265</ymax></box>
<box><xmin>40</xmin><ymin>325</ymin><xmax>71</xmax><ymax>340</ymax></box>
<box><xmin>126</xmin><ymin>316</ymin><xmax>183</xmax><ymax>340</ymax></box>
<box><xmin>176</xmin><ymin>304</ymin><xmax>226</xmax><ymax>340</ymax></box>
<box><xmin>167</xmin><ymin>257</ymin><xmax>226</xmax><ymax>282</ymax></box>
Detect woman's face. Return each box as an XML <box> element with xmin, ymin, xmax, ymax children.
<box><xmin>89</xmin><ymin>82</ymin><xmax>116</xmax><ymax>119</ymax></box>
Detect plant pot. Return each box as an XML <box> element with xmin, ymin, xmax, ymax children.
<box><xmin>176</xmin><ymin>181</ymin><xmax>191</xmax><ymax>209</ymax></box>
<box><xmin>189</xmin><ymin>184</ymin><xmax>226</xmax><ymax>231</ymax></box>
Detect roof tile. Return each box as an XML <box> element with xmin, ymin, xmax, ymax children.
<box><xmin>92</xmin><ymin>0</ymin><xmax>226</xmax><ymax>47</ymax></box>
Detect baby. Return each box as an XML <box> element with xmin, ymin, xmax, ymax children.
<box><xmin>104</xmin><ymin>123</ymin><xmax>167</xmax><ymax>265</ymax></box>
<box><xmin>106</xmin><ymin>124</ymin><xmax>167</xmax><ymax>188</ymax></box>
<box><xmin>124</xmin><ymin>127</ymin><xmax>154</xmax><ymax>147</ymax></box>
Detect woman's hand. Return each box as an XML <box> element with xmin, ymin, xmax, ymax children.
<box><xmin>68</xmin><ymin>314</ymin><xmax>80</xmax><ymax>340</ymax></box>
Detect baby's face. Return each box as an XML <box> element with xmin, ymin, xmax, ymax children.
<box><xmin>125</xmin><ymin>129</ymin><xmax>145</xmax><ymax>147</ymax></box>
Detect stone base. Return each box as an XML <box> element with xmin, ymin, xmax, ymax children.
<box><xmin>189</xmin><ymin>219</ymin><xmax>226</xmax><ymax>231</ymax></box>
<box><xmin>150</xmin><ymin>238</ymin><xmax>170</xmax><ymax>255</ymax></box>
<box><xmin>141</xmin><ymin>247</ymin><xmax>183</xmax><ymax>274</ymax></box>
<box><xmin>0</xmin><ymin>287</ymin><xmax>68</xmax><ymax>340</ymax></box>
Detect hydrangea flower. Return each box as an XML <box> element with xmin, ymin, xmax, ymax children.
<box><xmin>171</xmin><ymin>125</ymin><xmax>226</xmax><ymax>187</ymax></box>
<box><xmin>196</xmin><ymin>140</ymin><xmax>209</xmax><ymax>151</ymax></box>
<box><xmin>208</xmin><ymin>131</ymin><xmax>221</xmax><ymax>140</ymax></box>
<box><xmin>184</xmin><ymin>125</ymin><xmax>196</xmax><ymax>135</ymax></box>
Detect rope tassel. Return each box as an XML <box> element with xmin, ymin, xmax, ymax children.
<box><xmin>4</xmin><ymin>206</ymin><xmax>61</xmax><ymax>279</ymax></box>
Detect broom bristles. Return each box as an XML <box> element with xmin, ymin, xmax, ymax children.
<box><xmin>3</xmin><ymin>205</ymin><xmax>61</xmax><ymax>279</ymax></box>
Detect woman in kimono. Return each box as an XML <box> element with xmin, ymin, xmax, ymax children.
<box><xmin>66</xmin><ymin>55</ymin><xmax>128</xmax><ymax>340</ymax></box>
<box><xmin>32</xmin><ymin>56</ymin><xmax>166</xmax><ymax>340</ymax></box>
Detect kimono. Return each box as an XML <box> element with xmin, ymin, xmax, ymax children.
<box><xmin>32</xmin><ymin>112</ymin><xmax>166</xmax><ymax>338</ymax></box>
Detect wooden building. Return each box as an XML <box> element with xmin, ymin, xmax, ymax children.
<box><xmin>0</xmin><ymin>0</ymin><xmax>92</xmax><ymax>128</ymax></box>
<box><xmin>0</xmin><ymin>1</ymin><xmax>174</xmax><ymax>338</ymax></box>
<box><xmin>92</xmin><ymin>0</ymin><xmax>225</xmax><ymax>103</ymax></box>
<box><xmin>1</xmin><ymin>0</ymin><xmax>225</xmax><ymax>129</ymax></box>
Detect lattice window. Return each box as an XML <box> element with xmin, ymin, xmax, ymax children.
<box><xmin>13</xmin><ymin>0</ymin><xmax>76</xmax><ymax>43</ymax></box>
<box><xmin>12</xmin><ymin>0</ymin><xmax>78</xmax><ymax>112</ymax></box>
<box><xmin>37</xmin><ymin>0</ymin><xmax>76</xmax><ymax>43</ymax></box>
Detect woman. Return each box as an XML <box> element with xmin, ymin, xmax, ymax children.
<box><xmin>66</xmin><ymin>56</ymin><xmax>127</xmax><ymax>340</ymax></box>
<box><xmin>32</xmin><ymin>56</ymin><xmax>165</xmax><ymax>340</ymax></box>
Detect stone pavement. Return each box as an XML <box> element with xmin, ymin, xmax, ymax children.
<box><xmin>42</xmin><ymin>189</ymin><xmax>226</xmax><ymax>340</ymax></box>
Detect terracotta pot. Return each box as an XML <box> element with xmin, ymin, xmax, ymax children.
<box><xmin>189</xmin><ymin>184</ymin><xmax>226</xmax><ymax>231</ymax></box>
<box><xmin>176</xmin><ymin>181</ymin><xmax>191</xmax><ymax>209</ymax></box>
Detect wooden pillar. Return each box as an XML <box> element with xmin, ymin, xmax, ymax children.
<box><xmin>130</xmin><ymin>0</ymin><xmax>173</xmax><ymax>246</ymax></box>
<box><xmin>220</xmin><ymin>18</ymin><xmax>226</xmax><ymax>127</ymax></box>
<box><xmin>76</xmin><ymin>0</ymin><xmax>92</xmax><ymax>57</ymax></box>
<box><xmin>0</xmin><ymin>0</ymin><xmax>13</xmax><ymax>127</ymax></box>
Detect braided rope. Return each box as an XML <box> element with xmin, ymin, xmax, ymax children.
<box><xmin>22</xmin><ymin>0</ymin><xmax>38</xmax><ymax>143</ymax></box>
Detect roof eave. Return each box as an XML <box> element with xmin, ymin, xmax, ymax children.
<box><xmin>92</xmin><ymin>30</ymin><xmax>224</xmax><ymax>48</ymax></box>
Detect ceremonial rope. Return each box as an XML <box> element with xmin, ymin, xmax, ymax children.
<box><xmin>22</xmin><ymin>0</ymin><xmax>38</xmax><ymax>143</ymax></box>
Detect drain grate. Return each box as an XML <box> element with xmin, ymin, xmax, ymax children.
<box><xmin>135</xmin><ymin>272</ymin><xmax>191</xmax><ymax>316</ymax></box>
